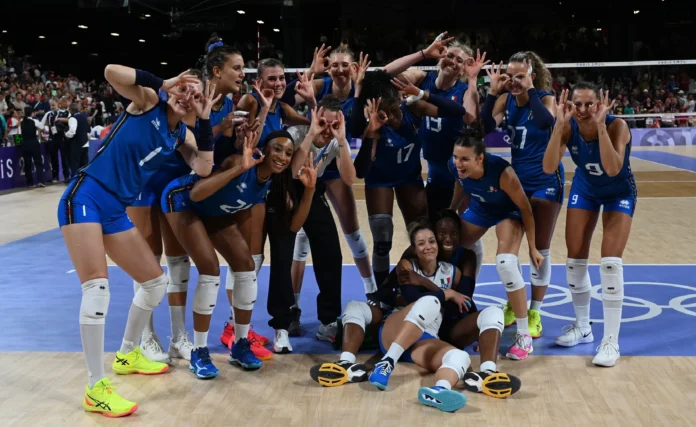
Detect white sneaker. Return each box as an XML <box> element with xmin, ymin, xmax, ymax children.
<box><xmin>169</xmin><ymin>332</ymin><xmax>195</xmax><ymax>361</ymax></box>
<box><xmin>141</xmin><ymin>332</ymin><xmax>171</xmax><ymax>364</ymax></box>
<box><xmin>316</xmin><ymin>321</ymin><xmax>338</xmax><ymax>342</ymax></box>
<box><xmin>555</xmin><ymin>324</ymin><xmax>594</xmax><ymax>347</ymax></box>
<box><xmin>273</xmin><ymin>329</ymin><xmax>293</xmax><ymax>354</ymax></box>
<box><xmin>593</xmin><ymin>338</ymin><xmax>620</xmax><ymax>367</ymax></box>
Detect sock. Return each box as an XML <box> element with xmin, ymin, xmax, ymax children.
<box><xmin>193</xmin><ymin>330</ymin><xmax>208</xmax><ymax>349</ymax></box>
<box><xmin>435</xmin><ymin>379</ymin><xmax>452</xmax><ymax>390</ymax></box>
<box><xmin>516</xmin><ymin>317</ymin><xmax>529</xmax><ymax>335</ymax></box>
<box><xmin>384</xmin><ymin>342</ymin><xmax>405</xmax><ymax>365</ymax></box>
<box><xmin>571</xmin><ymin>291</ymin><xmax>592</xmax><ymax>330</ymax></box>
<box><xmin>340</xmin><ymin>351</ymin><xmax>356</xmax><ymax>364</ymax></box>
<box><xmin>294</xmin><ymin>292</ymin><xmax>301</xmax><ymax>307</ymax></box>
<box><xmin>362</xmin><ymin>275</ymin><xmax>378</xmax><ymax>294</ymax></box>
<box><xmin>603</xmin><ymin>300</ymin><xmax>622</xmax><ymax>343</ymax></box>
<box><xmin>169</xmin><ymin>305</ymin><xmax>186</xmax><ymax>341</ymax></box>
<box><xmin>132</xmin><ymin>280</ymin><xmax>156</xmax><ymax>341</ymax></box>
<box><xmin>81</xmin><ymin>324</ymin><xmax>106</xmax><ymax>388</ymax></box>
<box><xmin>235</xmin><ymin>323</ymin><xmax>250</xmax><ymax>343</ymax></box>
<box><xmin>529</xmin><ymin>300</ymin><xmax>542</xmax><ymax>311</ymax></box>
<box><xmin>480</xmin><ymin>360</ymin><xmax>497</xmax><ymax>373</ymax></box>
<box><xmin>120</xmin><ymin>304</ymin><xmax>151</xmax><ymax>354</ymax></box>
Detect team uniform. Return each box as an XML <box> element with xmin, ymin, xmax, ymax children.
<box><xmin>210</xmin><ymin>96</ymin><xmax>236</xmax><ymax>166</ymax></box>
<box><xmin>313</xmin><ymin>77</ymin><xmax>355</xmax><ymax>181</ymax></box>
<box><xmin>567</xmin><ymin>116</ymin><xmax>637</xmax><ymax>216</ymax></box>
<box><xmin>447</xmin><ymin>153</ymin><xmax>521</xmax><ymax>228</ymax></box>
<box><xmin>254</xmin><ymin>94</ymin><xmax>286</xmax><ymax>149</ymax></box>
<box><xmin>504</xmin><ymin>91</ymin><xmax>564</xmax><ymax>203</ymax></box>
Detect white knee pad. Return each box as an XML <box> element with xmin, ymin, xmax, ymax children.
<box><xmin>166</xmin><ymin>255</ymin><xmax>190</xmax><ymax>293</ymax></box>
<box><xmin>342</xmin><ymin>300</ymin><xmax>373</xmax><ymax>331</ymax></box>
<box><xmin>530</xmin><ymin>249</ymin><xmax>551</xmax><ymax>287</ymax></box>
<box><xmin>404</xmin><ymin>295</ymin><xmax>442</xmax><ymax>333</ymax></box>
<box><xmin>133</xmin><ymin>273</ymin><xmax>168</xmax><ymax>311</ymax></box>
<box><xmin>80</xmin><ymin>278</ymin><xmax>110</xmax><ymax>325</ymax></box>
<box><xmin>440</xmin><ymin>349</ymin><xmax>471</xmax><ymax>381</ymax></box>
<box><xmin>225</xmin><ymin>267</ymin><xmax>235</xmax><ymax>291</ymax></box>
<box><xmin>344</xmin><ymin>229</ymin><xmax>369</xmax><ymax>260</ymax></box>
<box><xmin>192</xmin><ymin>274</ymin><xmax>220</xmax><ymax>315</ymax></box>
<box><xmin>133</xmin><ymin>255</ymin><xmax>164</xmax><ymax>294</ymax></box>
<box><xmin>496</xmin><ymin>254</ymin><xmax>525</xmax><ymax>293</ymax></box>
<box><xmin>252</xmin><ymin>254</ymin><xmax>264</xmax><ymax>276</ymax></box>
<box><xmin>293</xmin><ymin>228</ymin><xmax>310</xmax><ymax>262</ymax></box>
<box><xmin>232</xmin><ymin>271</ymin><xmax>257</xmax><ymax>310</ymax></box>
<box><xmin>566</xmin><ymin>258</ymin><xmax>591</xmax><ymax>294</ymax></box>
<box><xmin>476</xmin><ymin>306</ymin><xmax>504</xmax><ymax>334</ymax></box>
<box><xmin>467</xmin><ymin>239</ymin><xmax>484</xmax><ymax>280</ymax></box>
<box><xmin>600</xmin><ymin>257</ymin><xmax>624</xmax><ymax>302</ymax></box>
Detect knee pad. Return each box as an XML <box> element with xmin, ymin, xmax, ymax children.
<box><xmin>293</xmin><ymin>228</ymin><xmax>310</xmax><ymax>262</ymax></box>
<box><xmin>370</xmin><ymin>214</ymin><xmax>394</xmax><ymax>272</ymax></box>
<box><xmin>566</xmin><ymin>258</ymin><xmax>591</xmax><ymax>294</ymax></box>
<box><xmin>476</xmin><ymin>306</ymin><xmax>504</xmax><ymax>334</ymax></box>
<box><xmin>225</xmin><ymin>267</ymin><xmax>235</xmax><ymax>291</ymax></box>
<box><xmin>252</xmin><ymin>254</ymin><xmax>264</xmax><ymax>276</ymax></box>
<box><xmin>496</xmin><ymin>254</ymin><xmax>525</xmax><ymax>293</ymax></box>
<box><xmin>232</xmin><ymin>271</ymin><xmax>257</xmax><ymax>310</ymax></box>
<box><xmin>192</xmin><ymin>274</ymin><xmax>220</xmax><ymax>315</ymax></box>
<box><xmin>133</xmin><ymin>273</ymin><xmax>168</xmax><ymax>311</ymax></box>
<box><xmin>344</xmin><ymin>229</ymin><xmax>369</xmax><ymax>260</ymax></box>
<box><xmin>467</xmin><ymin>239</ymin><xmax>484</xmax><ymax>280</ymax></box>
<box><xmin>600</xmin><ymin>257</ymin><xmax>624</xmax><ymax>302</ymax></box>
<box><xmin>530</xmin><ymin>249</ymin><xmax>551</xmax><ymax>287</ymax></box>
<box><xmin>80</xmin><ymin>278</ymin><xmax>110</xmax><ymax>325</ymax></box>
<box><xmin>134</xmin><ymin>254</ymin><xmax>165</xmax><ymax>294</ymax></box>
<box><xmin>342</xmin><ymin>300</ymin><xmax>373</xmax><ymax>331</ymax></box>
<box><xmin>166</xmin><ymin>255</ymin><xmax>190</xmax><ymax>293</ymax></box>
<box><xmin>440</xmin><ymin>349</ymin><xmax>470</xmax><ymax>380</ymax></box>
<box><xmin>404</xmin><ymin>295</ymin><xmax>442</xmax><ymax>332</ymax></box>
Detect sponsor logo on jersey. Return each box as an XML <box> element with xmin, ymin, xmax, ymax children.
<box><xmin>236</xmin><ymin>182</ymin><xmax>247</xmax><ymax>193</ymax></box>
<box><xmin>151</xmin><ymin>117</ymin><xmax>161</xmax><ymax>131</ymax></box>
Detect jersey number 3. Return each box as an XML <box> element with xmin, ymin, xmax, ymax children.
<box><xmin>397</xmin><ymin>143</ymin><xmax>415</xmax><ymax>164</ymax></box>
<box><xmin>585</xmin><ymin>162</ymin><xmax>604</xmax><ymax>176</ymax></box>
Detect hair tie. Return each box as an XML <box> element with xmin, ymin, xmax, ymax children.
<box><xmin>208</xmin><ymin>41</ymin><xmax>224</xmax><ymax>52</ymax></box>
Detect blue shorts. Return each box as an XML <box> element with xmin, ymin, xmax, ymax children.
<box><xmin>160</xmin><ymin>175</ymin><xmax>198</xmax><ymax>214</ymax></box>
<box><xmin>378</xmin><ymin>324</ymin><xmax>437</xmax><ymax>363</ymax></box>
<box><xmin>130</xmin><ymin>186</ymin><xmax>158</xmax><ymax>208</ymax></box>
<box><xmin>567</xmin><ymin>186</ymin><xmax>636</xmax><ymax>217</ymax></box>
<box><xmin>523</xmin><ymin>178</ymin><xmax>565</xmax><ymax>204</ymax></box>
<box><xmin>461</xmin><ymin>199</ymin><xmax>521</xmax><ymax>229</ymax></box>
<box><xmin>365</xmin><ymin>174</ymin><xmax>424</xmax><ymax>189</ymax></box>
<box><xmin>57</xmin><ymin>174</ymin><xmax>134</xmax><ymax>235</ymax></box>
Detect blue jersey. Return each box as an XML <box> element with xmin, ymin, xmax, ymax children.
<box><xmin>192</xmin><ymin>165</ymin><xmax>271</xmax><ymax>217</ymax></box>
<box><xmin>448</xmin><ymin>153</ymin><xmax>518</xmax><ymax>214</ymax></box>
<box><xmin>365</xmin><ymin>103</ymin><xmax>422</xmax><ymax>187</ymax></box>
<box><xmin>81</xmin><ymin>102</ymin><xmax>185</xmax><ymax>205</ymax></box>
<box><xmin>504</xmin><ymin>91</ymin><xmax>564</xmax><ymax>190</ymax></box>
<box><xmin>210</xmin><ymin>97</ymin><xmax>234</xmax><ymax>142</ymax></box>
<box><xmin>316</xmin><ymin>77</ymin><xmax>355</xmax><ymax>138</ymax></box>
<box><xmin>567</xmin><ymin>115</ymin><xmax>636</xmax><ymax>199</ymax></box>
<box><xmin>253</xmin><ymin>93</ymin><xmax>286</xmax><ymax>149</ymax></box>
<box><xmin>418</xmin><ymin>71</ymin><xmax>468</xmax><ymax>163</ymax></box>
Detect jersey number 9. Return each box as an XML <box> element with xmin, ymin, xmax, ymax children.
<box><xmin>585</xmin><ymin>162</ymin><xmax>604</xmax><ymax>176</ymax></box>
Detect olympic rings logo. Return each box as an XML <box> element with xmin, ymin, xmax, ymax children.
<box><xmin>472</xmin><ymin>282</ymin><xmax>696</xmax><ymax>323</ymax></box>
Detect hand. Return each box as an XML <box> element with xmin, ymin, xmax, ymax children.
<box><xmin>253</xmin><ymin>79</ymin><xmax>274</xmax><ymax>110</ymax></box>
<box><xmin>485</xmin><ymin>61</ymin><xmax>510</xmax><ymax>96</ymax></box>
<box><xmin>422</xmin><ymin>32</ymin><xmax>455</xmax><ymax>59</ymax></box>
<box><xmin>308</xmin><ymin>106</ymin><xmax>328</xmax><ymax>137</ymax></box>
<box><xmin>351</xmin><ymin>51</ymin><xmax>371</xmax><ymax>88</ymax></box>
<box><xmin>365</xmin><ymin>97</ymin><xmax>388</xmax><ymax>134</ymax></box>
<box><xmin>391</xmin><ymin>76</ymin><xmax>421</xmax><ymax>97</ymax></box>
<box><xmin>192</xmin><ymin>82</ymin><xmax>223</xmax><ymax>120</ymax></box>
<box><xmin>235</xmin><ymin>118</ymin><xmax>261</xmax><ymax>144</ymax></box>
<box><xmin>445</xmin><ymin>289</ymin><xmax>472</xmax><ymax>313</ymax></box>
<box><xmin>529</xmin><ymin>247</ymin><xmax>544</xmax><ymax>271</ymax></box>
<box><xmin>590</xmin><ymin>88</ymin><xmax>615</xmax><ymax>126</ymax></box>
<box><xmin>161</xmin><ymin>70</ymin><xmax>201</xmax><ymax>97</ymax></box>
<box><xmin>294</xmin><ymin>70</ymin><xmax>315</xmax><ymax>102</ymax></box>
<box><xmin>397</xmin><ymin>268</ymin><xmax>424</xmax><ymax>286</ymax></box>
<box><xmin>554</xmin><ymin>88</ymin><xmax>574</xmax><ymax>125</ymax></box>
<box><xmin>463</xmin><ymin>49</ymin><xmax>490</xmax><ymax>80</ymax></box>
<box><xmin>298</xmin><ymin>151</ymin><xmax>319</xmax><ymax>188</ymax></box>
<box><xmin>241</xmin><ymin>131</ymin><xmax>264</xmax><ymax>170</ymax></box>
<box><xmin>220</xmin><ymin>110</ymin><xmax>248</xmax><ymax>132</ymax></box>
<box><xmin>329</xmin><ymin>110</ymin><xmax>346</xmax><ymax>139</ymax></box>
<box><xmin>309</xmin><ymin>44</ymin><xmax>332</xmax><ymax>75</ymax></box>
<box><xmin>512</xmin><ymin>58</ymin><xmax>534</xmax><ymax>91</ymax></box>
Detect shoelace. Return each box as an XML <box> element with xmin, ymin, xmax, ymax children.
<box><xmin>375</xmin><ymin>360</ymin><xmax>393</xmax><ymax>376</ymax></box>
<box><xmin>513</xmin><ymin>333</ymin><xmax>529</xmax><ymax>349</ymax></box>
<box><xmin>143</xmin><ymin>334</ymin><xmax>165</xmax><ymax>354</ymax></box>
<box><xmin>197</xmin><ymin>347</ymin><xmax>213</xmax><ymax>366</ymax></box>
<box><xmin>97</xmin><ymin>379</ymin><xmax>116</xmax><ymax>395</ymax></box>
<box><xmin>595</xmin><ymin>340</ymin><xmax>619</xmax><ymax>355</ymax></box>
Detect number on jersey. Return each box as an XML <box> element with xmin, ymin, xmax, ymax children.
<box><xmin>585</xmin><ymin>162</ymin><xmax>603</xmax><ymax>176</ymax></box>
<box><xmin>515</xmin><ymin>126</ymin><xmax>527</xmax><ymax>149</ymax></box>
<box><xmin>426</xmin><ymin>117</ymin><xmax>442</xmax><ymax>133</ymax></box>
<box><xmin>220</xmin><ymin>199</ymin><xmax>251</xmax><ymax>214</ymax></box>
<box><xmin>397</xmin><ymin>143</ymin><xmax>415</xmax><ymax>164</ymax></box>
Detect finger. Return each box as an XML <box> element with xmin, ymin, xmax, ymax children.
<box><xmin>254</xmin><ymin>148</ymin><xmax>263</xmax><ymax>157</ymax></box>
<box><xmin>441</xmin><ymin>36</ymin><xmax>455</xmax><ymax>45</ymax></box>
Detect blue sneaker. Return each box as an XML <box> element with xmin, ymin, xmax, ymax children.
<box><xmin>417</xmin><ymin>386</ymin><xmax>467</xmax><ymax>412</ymax></box>
<box><xmin>368</xmin><ymin>357</ymin><xmax>394</xmax><ymax>390</ymax></box>
<box><xmin>229</xmin><ymin>338</ymin><xmax>263</xmax><ymax>370</ymax></box>
<box><xmin>189</xmin><ymin>347</ymin><xmax>219</xmax><ymax>379</ymax></box>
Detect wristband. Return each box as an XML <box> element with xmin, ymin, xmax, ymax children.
<box><xmin>135</xmin><ymin>69</ymin><xmax>164</xmax><ymax>91</ymax></box>
<box><xmin>405</xmin><ymin>89</ymin><xmax>425</xmax><ymax>105</ymax></box>
<box><xmin>196</xmin><ymin>118</ymin><xmax>213</xmax><ymax>152</ymax></box>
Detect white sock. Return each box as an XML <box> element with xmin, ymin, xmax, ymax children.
<box><xmin>235</xmin><ymin>323</ymin><xmax>250</xmax><ymax>343</ymax></box>
<box><xmin>120</xmin><ymin>304</ymin><xmax>151</xmax><ymax>354</ymax></box>
<box><xmin>480</xmin><ymin>361</ymin><xmax>497</xmax><ymax>373</ymax></box>
<box><xmin>435</xmin><ymin>379</ymin><xmax>452</xmax><ymax>390</ymax></box>
<box><xmin>603</xmin><ymin>301</ymin><xmax>622</xmax><ymax>343</ymax></box>
<box><xmin>294</xmin><ymin>293</ymin><xmax>301</xmax><ymax>307</ymax></box>
<box><xmin>516</xmin><ymin>317</ymin><xmax>529</xmax><ymax>335</ymax></box>
<box><xmin>571</xmin><ymin>291</ymin><xmax>592</xmax><ymax>330</ymax></box>
<box><xmin>81</xmin><ymin>324</ymin><xmax>105</xmax><ymax>388</ymax></box>
<box><xmin>529</xmin><ymin>300</ymin><xmax>542</xmax><ymax>311</ymax></box>
<box><xmin>340</xmin><ymin>351</ymin><xmax>356</xmax><ymax>364</ymax></box>
<box><xmin>169</xmin><ymin>305</ymin><xmax>186</xmax><ymax>341</ymax></box>
<box><xmin>362</xmin><ymin>275</ymin><xmax>378</xmax><ymax>294</ymax></box>
<box><xmin>193</xmin><ymin>330</ymin><xmax>208</xmax><ymax>349</ymax></box>
<box><xmin>132</xmin><ymin>280</ymin><xmax>156</xmax><ymax>341</ymax></box>
<box><xmin>384</xmin><ymin>342</ymin><xmax>405</xmax><ymax>365</ymax></box>
<box><xmin>600</xmin><ymin>257</ymin><xmax>623</xmax><ymax>344</ymax></box>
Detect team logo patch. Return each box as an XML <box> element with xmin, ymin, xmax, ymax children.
<box><xmin>440</xmin><ymin>277</ymin><xmax>451</xmax><ymax>287</ymax></box>
<box><xmin>619</xmin><ymin>200</ymin><xmax>630</xmax><ymax>209</ymax></box>
<box><xmin>488</xmin><ymin>186</ymin><xmax>498</xmax><ymax>192</ymax></box>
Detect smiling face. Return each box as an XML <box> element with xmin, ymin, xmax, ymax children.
<box><xmin>263</xmin><ymin>136</ymin><xmax>295</xmax><ymax>174</ymax></box>
<box><xmin>413</xmin><ymin>228</ymin><xmax>439</xmax><ymax>264</ymax></box>
<box><xmin>329</xmin><ymin>52</ymin><xmax>353</xmax><ymax>85</ymax></box>
<box><xmin>438</xmin><ymin>46</ymin><xmax>468</xmax><ymax>79</ymax></box>
<box><xmin>505</xmin><ymin>61</ymin><xmax>534</xmax><ymax>96</ymax></box>
<box><xmin>260</xmin><ymin>66</ymin><xmax>286</xmax><ymax>100</ymax></box>
<box><xmin>435</xmin><ymin>217</ymin><xmax>459</xmax><ymax>260</ymax></box>
<box><xmin>316</xmin><ymin>109</ymin><xmax>339</xmax><ymax>146</ymax></box>
<box><xmin>166</xmin><ymin>83</ymin><xmax>196</xmax><ymax>117</ymax></box>
<box><xmin>452</xmin><ymin>145</ymin><xmax>484</xmax><ymax>179</ymax></box>
<box><xmin>571</xmin><ymin>88</ymin><xmax>598</xmax><ymax>122</ymax></box>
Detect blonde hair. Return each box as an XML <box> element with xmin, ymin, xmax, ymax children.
<box><xmin>509</xmin><ymin>51</ymin><xmax>552</xmax><ymax>92</ymax></box>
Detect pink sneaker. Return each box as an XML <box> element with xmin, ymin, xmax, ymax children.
<box><xmin>506</xmin><ymin>333</ymin><xmax>533</xmax><ymax>360</ymax></box>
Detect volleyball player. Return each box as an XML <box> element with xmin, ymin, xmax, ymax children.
<box><xmin>481</xmin><ymin>53</ymin><xmax>562</xmax><ymax>339</ymax></box>
<box><xmin>543</xmin><ymin>86</ymin><xmax>635</xmax><ymax>367</ymax></box>
<box><xmin>449</xmin><ymin>136</ymin><xmax>543</xmax><ymax>360</ymax></box>
<box><xmin>58</xmin><ymin>65</ymin><xmax>205</xmax><ymax>417</ymax></box>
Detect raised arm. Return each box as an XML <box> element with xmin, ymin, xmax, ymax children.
<box><xmin>383</xmin><ymin>32</ymin><xmax>453</xmax><ymax>80</ymax></box>
<box><xmin>104</xmin><ymin>66</ymin><xmax>198</xmax><ymax>111</ymax></box>
<box><xmin>289</xmin><ymin>152</ymin><xmax>319</xmax><ymax>232</ymax></box>
<box><xmin>543</xmin><ymin>89</ymin><xmax>573</xmax><ymax>174</ymax></box>
<box><xmin>592</xmin><ymin>89</ymin><xmax>628</xmax><ymax>177</ymax></box>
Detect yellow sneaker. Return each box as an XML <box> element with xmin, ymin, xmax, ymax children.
<box><xmin>112</xmin><ymin>346</ymin><xmax>169</xmax><ymax>375</ymax></box>
<box><xmin>528</xmin><ymin>309</ymin><xmax>543</xmax><ymax>338</ymax></box>
<box><xmin>83</xmin><ymin>378</ymin><xmax>138</xmax><ymax>418</ymax></box>
<box><xmin>503</xmin><ymin>301</ymin><xmax>516</xmax><ymax>327</ymax></box>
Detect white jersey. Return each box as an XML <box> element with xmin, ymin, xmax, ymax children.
<box><xmin>287</xmin><ymin>125</ymin><xmax>341</xmax><ymax>178</ymax></box>
<box><xmin>407</xmin><ymin>259</ymin><xmax>456</xmax><ymax>338</ymax></box>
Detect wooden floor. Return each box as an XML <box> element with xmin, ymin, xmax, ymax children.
<box><xmin>1</xmin><ymin>146</ymin><xmax>695</xmax><ymax>426</ymax></box>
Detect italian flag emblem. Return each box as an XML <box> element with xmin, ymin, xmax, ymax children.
<box><xmin>441</xmin><ymin>277</ymin><xmax>451</xmax><ymax>286</ymax></box>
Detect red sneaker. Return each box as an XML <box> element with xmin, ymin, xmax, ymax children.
<box><xmin>220</xmin><ymin>321</ymin><xmax>234</xmax><ymax>348</ymax></box>
<box><xmin>249</xmin><ymin>337</ymin><xmax>274</xmax><ymax>360</ymax></box>
<box><xmin>249</xmin><ymin>328</ymin><xmax>270</xmax><ymax>347</ymax></box>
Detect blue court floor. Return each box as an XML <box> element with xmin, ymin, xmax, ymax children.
<box><xmin>1</xmin><ymin>227</ymin><xmax>695</xmax><ymax>357</ymax></box>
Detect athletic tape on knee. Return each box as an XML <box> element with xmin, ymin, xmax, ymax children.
<box><xmin>440</xmin><ymin>349</ymin><xmax>470</xmax><ymax>380</ymax></box>
<box><xmin>344</xmin><ymin>228</ymin><xmax>369</xmax><ymax>260</ymax></box>
<box><xmin>342</xmin><ymin>300</ymin><xmax>373</xmax><ymax>331</ymax></box>
<box><xmin>600</xmin><ymin>257</ymin><xmax>624</xmax><ymax>302</ymax></box>
<box><xmin>530</xmin><ymin>249</ymin><xmax>551</xmax><ymax>287</ymax></box>
<box><xmin>225</xmin><ymin>267</ymin><xmax>235</xmax><ymax>291</ymax></box>
<box><xmin>467</xmin><ymin>239</ymin><xmax>484</xmax><ymax>280</ymax></box>
<box><xmin>80</xmin><ymin>278</ymin><xmax>110</xmax><ymax>325</ymax></box>
<box><xmin>293</xmin><ymin>228</ymin><xmax>310</xmax><ymax>262</ymax></box>
<box><xmin>404</xmin><ymin>295</ymin><xmax>442</xmax><ymax>332</ymax></box>
<box><xmin>369</xmin><ymin>214</ymin><xmax>393</xmax><ymax>273</ymax></box>
<box><xmin>566</xmin><ymin>258</ymin><xmax>591</xmax><ymax>294</ymax></box>
<box><xmin>252</xmin><ymin>254</ymin><xmax>264</xmax><ymax>276</ymax></box>
<box><xmin>496</xmin><ymin>254</ymin><xmax>525</xmax><ymax>293</ymax></box>
<box><xmin>192</xmin><ymin>274</ymin><xmax>220</xmax><ymax>315</ymax></box>
<box><xmin>476</xmin><ymin>306</ymin><xmax>504</xmax><ymax>334</ymax></box>
<box><xmin>166</xmin><ymin>255</ymin><xmax>190</xmax><ymax>293</ymax></box>
<box><xmin>232</xmin><ymin>271</ymin><xmax>257</xmax><ymax>310</ymax></box>
<box><xmin>133</xmin><ymin>273</ymin><xmax>168</xmax><ymax>311</ymax></box>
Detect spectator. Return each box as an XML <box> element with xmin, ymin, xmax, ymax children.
<box><xmin>19</xmin><ymin>106</ymin><xmax>46</xmax><ymax>188</ymax></box>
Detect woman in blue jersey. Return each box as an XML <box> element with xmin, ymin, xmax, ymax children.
<box><xmin>481</xmin><ymin>52</ymin><xmax>561</xmax><ymax>339</ymax></box>
<box><xmin>57</xmin><ymin>64</ymin><xmax>211</xmax><ymax>417</ymax></box>
<box><xmin>543</xmin><ymin>85</ymin><xmax>634</xmax><ymax>368</ymax></box>
<box><xmin>449</xmin><ymin>135</ymin><xmax>543</xmax><ymax>361</ymax></box>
